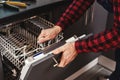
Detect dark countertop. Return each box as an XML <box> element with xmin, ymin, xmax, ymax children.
<box><xmin>0</xmin><ymin>0</ymin><xmax>64</xmax><ymax>25</ymax></box>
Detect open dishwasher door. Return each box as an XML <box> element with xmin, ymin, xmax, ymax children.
<box><xmin>0</xmin><ymin>14</ymin><xmax>101</xmax><ymax>80</ymax></box>
<box><xmin>0</xmin><ymin>16</ymin><xmax>64</xmax><ymax>80</ymax></box>
<box><xmin>0</xmin><ymin>16</ymin><xmax>90</xmax><ymax>80</ymax></box>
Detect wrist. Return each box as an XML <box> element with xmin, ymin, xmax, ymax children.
<box><xmin>54</xmin><ymin>25</ymin><xmax>62</xmax><ymax>33</ymax></box>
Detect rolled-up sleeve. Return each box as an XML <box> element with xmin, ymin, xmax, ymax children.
<box><xmin>75</xmin><ymin>0</ymin><xmax>120</xmax><ymax>54</ymax></box>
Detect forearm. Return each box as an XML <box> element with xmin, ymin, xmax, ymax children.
<box><xmin>75</xmin><ymin>0</ymin><xmax>120</xmax><ymax>54</ymax></box>
<box><xmin>75</xmin><ymin>27</ymin><xmax>120</xmax><ymax>53</ymax></box>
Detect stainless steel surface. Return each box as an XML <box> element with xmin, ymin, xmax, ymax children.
<box><xmin>75</xmin><ymin>64</ymin><xmax>112</xmax><ymax>80</ymax></box>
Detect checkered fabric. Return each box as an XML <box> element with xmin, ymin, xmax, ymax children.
<box><xmin>56</xmin><ymin>0</ymin><xmax>120</xmax><ymax>54</ymax></box>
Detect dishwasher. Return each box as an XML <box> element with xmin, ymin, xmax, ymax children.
<box><xmin>0</xmin><ymin>2</ymin><xmax>103</xmax><ymax>79</ymax></box>
<box><xmin>0</xmin><ymin>16</ymin><xmax>65</xmax><ymax>80</ymax></box>
<box><xmin>0</xmin><ymin>15</ymin><xmax>89</xmax><ymax>80</ymax></box>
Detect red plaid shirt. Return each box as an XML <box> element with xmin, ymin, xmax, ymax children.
<box><xmin>56</xmin><ymin>0</ymin><xmax>120</xmax><ymax>53</ymax></box>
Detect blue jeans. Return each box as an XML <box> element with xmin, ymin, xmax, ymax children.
<box><xmin>109</xmin><ymin>48</ymin><xmax>120</xmax><ymax>80</ymax></box>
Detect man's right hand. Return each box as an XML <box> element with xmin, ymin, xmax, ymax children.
<box><xmin>37</xmin><ymin>26</ymin><xmax>62</xmax><ymax>43</ymax></box>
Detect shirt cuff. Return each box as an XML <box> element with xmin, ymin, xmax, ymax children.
<box><xmin>55</xmin><ymin>22</ymin><xmax>65</xmax><ymax>30</ymax></box>
<box><xmin>75</xmin><ymin>40</ymin><xmax>89</xmax><ymax>54</ymax></box>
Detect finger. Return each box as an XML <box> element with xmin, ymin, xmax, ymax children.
<box><xmin>58</xmin><ymin>55</ymin><xmax>66</xmax><ymax>67</ymax></box>
<box><xmin>37</xmin><ymin>37</ymin><xmax>49</xmax><ymax>43</ymax></box>
<box><xmin>58</xmin><ymin>57</ymin><xmax>72</xmax><ymax>67</ymax></box>
<box><xmin>63</xmin><ymin>57</ymin><xmax>73</xmax><ymax>67</ymax></box>
<box><xmin>37</xmin><ymin>30</ymin><xmax>46</xmax><ymax>41</ymax></box>
<box><xmin>51</xmin><ymin>47</ymin><xmax>63</xmax><ymax>55</ymax></box>
<box><xmin>37</xmin><ymin>33</ymin><xmax>50</xmax><ymax>43</ymax></box>
<box><xmin>58</xmin><ymin>50</ymin><xmax>76</xmax><ymax>67</ymax></box>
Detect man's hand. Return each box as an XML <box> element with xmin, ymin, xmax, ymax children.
<box><xmin>51</xmin><ymin>42</ymin><xmax>78</xmax><ymax>67</ymax></box>
<box><xmin>37</xmin><ymin>26</ymin><xmax>62</xmax><ymax>43</ymax></box>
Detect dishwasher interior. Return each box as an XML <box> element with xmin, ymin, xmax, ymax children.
<box><xmin>0</xmin><ymin>15</ymin><xmax>103</xmax><ymax>80</ymax></box>
<box><xmin>0</xmin><ymin>9</ymin><xmax>109</xmax><ymax>80</ymax></box>
<box><xmin>0</xmin><ymin>16</ymin><xmax>64</xmax><ymax>80</ymax></box>
<box><xmin>0</xmin><ymin>1</ymin><xmax>115</xmax><ymax>80</ymax></box>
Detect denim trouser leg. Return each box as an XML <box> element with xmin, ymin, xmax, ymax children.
<box><xmin>109</xmin><ymin>48</ymin><xmax>120</xmax><ymax>80</ymax></box>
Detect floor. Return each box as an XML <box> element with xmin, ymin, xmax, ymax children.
<box><xmin>75</xmin><ymin>64</ymin><xmax>112</xmax><ymax>80</ymax></box>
